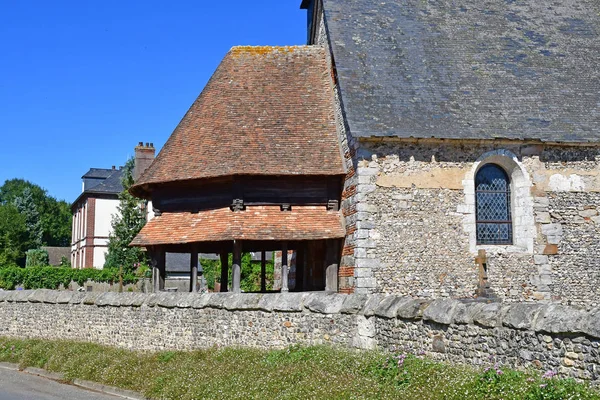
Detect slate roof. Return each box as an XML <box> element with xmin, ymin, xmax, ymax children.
<box><xmin>84</xmin><ymin>169</ymin><xmax>124</xmax><ymax>195</ymax></box>
<box><xmin>130</xmin><ymin>206</ymin><xmax>345</xmax><ymax>246</ymax></box>
<box><xmin>72</xmin><ymin>169</ymin><xmax>123</xmax><ymax>209</ymax></box>
<box><xmin>322</xmin><ymin>0</ymin><xmax>600</xmax><ymax>142</ymax></box>
<box><xmin>82</xmin><ymin>168</ymin><xmax>114</xmax><ymax>179</ymax></box>
<box><xmin>131</xmin><ymin>46</ymin><xmax>344</xmax><ymax>197</ymax></box>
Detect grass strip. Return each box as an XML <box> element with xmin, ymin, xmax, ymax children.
<box><xmin>0</xmin><ymin>337</ymin><xmax>598</xmax><ymax>399</ymax></box>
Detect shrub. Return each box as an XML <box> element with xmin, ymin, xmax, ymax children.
<box><xmin>25</xmin><ymin>249</ymin><xmax>49</xmax><ymax>268</ymax></box>
<box><xmin>0</xmin><ymin>266</ymin><xmax>138</xmax><ymax>290</ymax></box>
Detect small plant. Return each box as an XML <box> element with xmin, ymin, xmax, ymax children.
<box><xmin>369</xmin><ymin>352</ymin><xmax>413</xmax><ymax>387</ymax></box>
<box><xmin>157</xmin><ymin>351</ymin><xmax>177</xmax><ymax>363</ymax></box>
<box><xmin>59</xmin><ymin>256</ymin><xmax>71</xmax><ymax>268</ymax></box>
<box><xmin>134</xmin><ymin>262</ymin><xmax>151</xmax><ymax>278</ymax></box>
<box><xmin>523</xmin><ymin>370</ymin><xmax>595</xmax><ymax>400</ymax></box>
<box><xmin>25</xmin><ymin>249</ymin><xmax>49</xmax><ymax>268</ymax></box>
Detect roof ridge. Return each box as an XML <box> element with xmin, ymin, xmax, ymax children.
<box><xmin>229</xmin><ymin>45</ymin><xmax>322</xmax><ymax>55</ymax></box>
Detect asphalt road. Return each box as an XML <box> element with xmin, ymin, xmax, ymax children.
<box><xmin>0</xmin><ymin>368</ymin><xmax>120</xmax><ymax>400</ymax></box>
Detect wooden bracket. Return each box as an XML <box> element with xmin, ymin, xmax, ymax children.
<box><xmin>327</xmin><ymin>200</ymin><xmax>339</xmax><ymax>211</ymax></box>
<box><xmin>231</xmin><ymin>198</ymin><xmax>245</xmax><ymax>212</ymax></box>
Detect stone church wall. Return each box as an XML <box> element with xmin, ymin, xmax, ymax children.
<box><xmin>351</xmin><ymin>140</ymin><xmax>600</xmax><ymax>308</ymax></box>
<box><xmin>2</xmin><ymin>290</ymin><xmax>600</xmax><ymax>381</ymax></box>
<box><xmin>313</xmin><ymin>1</ymin><xmax>600</xmax><ymax>306</ymax></box>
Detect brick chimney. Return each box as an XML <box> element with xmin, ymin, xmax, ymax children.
<box><xmin>133</xmin><ymin>142</ymin><xmax>155</xmax><ymax>182</ymax></box>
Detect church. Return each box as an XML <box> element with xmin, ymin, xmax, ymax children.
<box><xmin>131</xmin><ymin>0</ymin><xmax>600</xmax><ymax>307</ymax></box>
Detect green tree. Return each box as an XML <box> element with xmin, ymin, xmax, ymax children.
<box><xmin>41</xmin><ymin>199</ymin><xmax>71</xmax><ymax>247</ymax></box>
<box><xmin>0</xmin><ymin>204</ymin><xmax>29</xmax><ymax>266</ymax></box>
<box><xmin>104</xmin><ymin>159</ymin><xmax>148</xmax><ymax>273</ymax></box>
<box><xmin>14</xmin><ymin>187</ymin><xmax>43</xmax><ymax>250</ymax></box>
<box><xmin>0</xmin><ymin>179</ymin><xmax>71</xmax><ymax>247</ymax></box>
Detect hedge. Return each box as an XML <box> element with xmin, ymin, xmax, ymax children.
<box><xmin>0</xmin><ymin>266</ymin><xmax>138</xmax><ymax>290</ymax></box>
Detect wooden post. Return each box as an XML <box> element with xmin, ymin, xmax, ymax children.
<box><xmin>151</xmin><ymin>247</ymin><xmax>166</xmax><ymax>293</ymax></box>
<box><xmin>149</xmin><ymin>247</ymin><xmax>157</xmax><ymax>292</ymax></box>
<box><xmin>232</xmin><ymin>240</ymin><xmax>242</xmax><ymax>294</ymax></box>
<box><xmin>475</xmin><ymin>249</ymin><xmax>489</xmax><ymax>297</ymax></box>
<box><xmin>295</xmin><ymin>244</ymin><xmax>305</xmax><ymax>292</ymax></box>
<box><xmin>220</xmin><ymin>251</ymin><xmax>229</xmax><ymax>292</ymax></box>
<box><xmin>325</xmin><ymin>240</ymin><xmax>339</xmax><ymax>292</ymax></box>
<box><xmin>281</xmin><ymin>242</ymin><xmax>289</xmax><ymax>293</ymax></box>
<box><xmin>190</xmin><ymin>246</ymin><xmax>198</xmax><ymax>293</ymax></box>
<box><xmin>260</xmin><ymin>250</ymin><xmax>266</xmax><ymax>293</ymax></box>
<box><xmin>119</xmin><ymin>265</ymin><xmax>123</xmax><ymax>293</ymax></box>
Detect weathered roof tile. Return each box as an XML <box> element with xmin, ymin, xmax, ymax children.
<box><xmin>132</xmin><ymin>45</ymin><xmax>344</xmax><ymax>197</ymax></box>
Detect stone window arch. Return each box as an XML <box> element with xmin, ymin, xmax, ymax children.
<box><xmin>475</xmin><ymin>164</ymin><xmax>512</xmax><ymax>245</ymax></box>
<box><xmin>461</xmin><ymin>150</ymin><xmax>534</xmax><ymax>254</ymax></box>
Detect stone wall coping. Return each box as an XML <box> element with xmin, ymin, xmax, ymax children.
<box><xmin>1</xmin><ymin>290</ymin><xmax>598</xmax><ymax>339</ymax></box>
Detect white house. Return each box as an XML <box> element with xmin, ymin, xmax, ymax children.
<box><xmin>71</xmin><ymin>143</ymin><xmax>155</xmax><ymax>268</ymax></box>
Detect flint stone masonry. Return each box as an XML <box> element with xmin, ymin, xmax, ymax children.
<box><xmin>352</xmin><ymin>141</ymin><xmax>600</xmax><ymax>307</ymax></box>
<box><xmin>2</xmin><ymin>290</ymin><xmax>600</xmax><ymax>380</ymax></box>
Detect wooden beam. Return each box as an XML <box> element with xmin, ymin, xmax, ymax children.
<box><xmin>190</xmin><ymin>246</ymin><xmax>198</xmax><ymax>293</ymax></box>
<box><xmin>220</xmin><ymin>251</ymin><xmax>229</xmax><ymax>292</ymax></box>
<box><xmin>261</xmin><ymin>250</ymin><xmax>266</xmax><ymax>293</ymax></box>
<box><xmin>281</xmin><ymin>242</ymin><xmax>289</xmax><ymax>293</ymax></box>
<box><xmin>232</xmin><ymin>240</ymin><xmax>242</xmax><ymax>294</ymax></box>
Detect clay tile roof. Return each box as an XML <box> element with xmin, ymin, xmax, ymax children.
<box><xmin>132</xmin><ymin>46</ymin><xmax>344</xmax><ymax>196</ymax></box>
<box><xmin>130</xmin><ymin>206</ymin><xmax>345</xmax><ymax>246</ymax></box>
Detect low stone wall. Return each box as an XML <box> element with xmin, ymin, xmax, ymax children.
<box><xmin>1</xmin><ymin>290</ymin><xmax>599</xmax><ymax>380</ymax></box>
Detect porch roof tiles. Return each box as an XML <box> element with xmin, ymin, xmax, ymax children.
<box><xmin>130</xmin><ymin>205</ymin><xmax>345</xmax><ymax>246</ymax></box>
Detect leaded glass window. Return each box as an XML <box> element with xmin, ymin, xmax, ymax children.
<box><xmin>476</xmin><ymin>164</ymin><xmax>512</xmax><ymax>245</ymax></box>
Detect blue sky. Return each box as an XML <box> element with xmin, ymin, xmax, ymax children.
<box><xmin>0</xmin><ymin>1</ymin><xmax>306</xmax><ymax>202</ymax></box>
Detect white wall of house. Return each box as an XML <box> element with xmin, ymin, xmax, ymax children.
<box><xmin>95</xmin><ymin>198</ymin><xmax>119</xmax><ymax>238</ymax></box>
<box><xmin>147</xmin><ymin>200</ymin><xmax>155</xmax><ymax>220</ymax></box>
<box><xmin>93</xmin><ymin>247</ymin><xmax>108</xmax><ymax>269</ymax></box>
<box><xmin>91</xmin><ymin>198</ymin><xmax>119</xmax><ymax>268</ymax></box>
<box><xmin>71</xmin><ymin>197</ymin><xmax>154</xmax><ymax>269</ymax></box>
<box><xmin>71</xmin><ymin>200</ymin><xmax>88</xmax><ymax>269</ymax></box>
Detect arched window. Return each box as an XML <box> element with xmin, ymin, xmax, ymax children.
<box><xmin>475</xmin><ymin>164</ymin><xmax>512</xmax><ymax>245</ymax></box>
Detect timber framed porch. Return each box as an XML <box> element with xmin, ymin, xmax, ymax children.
<box><xmin>128</xmin><ymin>46</ymin><xmax>348</xmax><ymax>294</ymax></box>
<box><xmin>147</xmin><ymin>238</ymin><xmax>342</xmax><ymax>294</ymax></box>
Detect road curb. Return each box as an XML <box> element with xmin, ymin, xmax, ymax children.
<box><xmin>0</xmin><ymin>363</ymin><xmax>145</xmax><ymax>399</ymax></box>
<box><xmin>73</xmin><ymin>379</ymin><xmax>146</xmax><ymax>400</ymax></box>
<box><xmin>24</xmin><ymin>366</ymin><xmax>64</xmax><ymax>381</ymax></box>
<box><xmin>0</xmin><ymin>361</ymin><xmax>19</xmax><ymax>371</ymax></box>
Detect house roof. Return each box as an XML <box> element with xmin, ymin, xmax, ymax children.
<box><xmin>84</xmin><ymin>169</ymin><xmax>124</xmax><ymax>195</ymax></box>
<box><xmin>82</xmin><ymin>168</ymin><xmax>114</xmax><ymax>179</ymax></box>
<box><xmin>322</xmin><ymin>0</ymin><xmax>600</xmax><ymax>142</ymax></box>
<box><xmin>131</xmin><ymin>45</ymin><xmax>344</xmax><ymax>198</ymax></box>
<box><xmin>41</xmin><ymin>246</ymin><xmax>70</xmax><ymax>266</ymax></box>
<box><xmin>130</xmin><ymin>205</ymin><xmax>345</xmax><ymax>246</ymax></box>
<box><xmin>71</xmin><ymin>169</ymin><xmax>124</xmax><ymax>209</ymax></box>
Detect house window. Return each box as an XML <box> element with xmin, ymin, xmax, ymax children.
<box><xmin>475</xmin><ymin>164</ymin><xmax>512</xmax><ymax>245</ymax></box>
